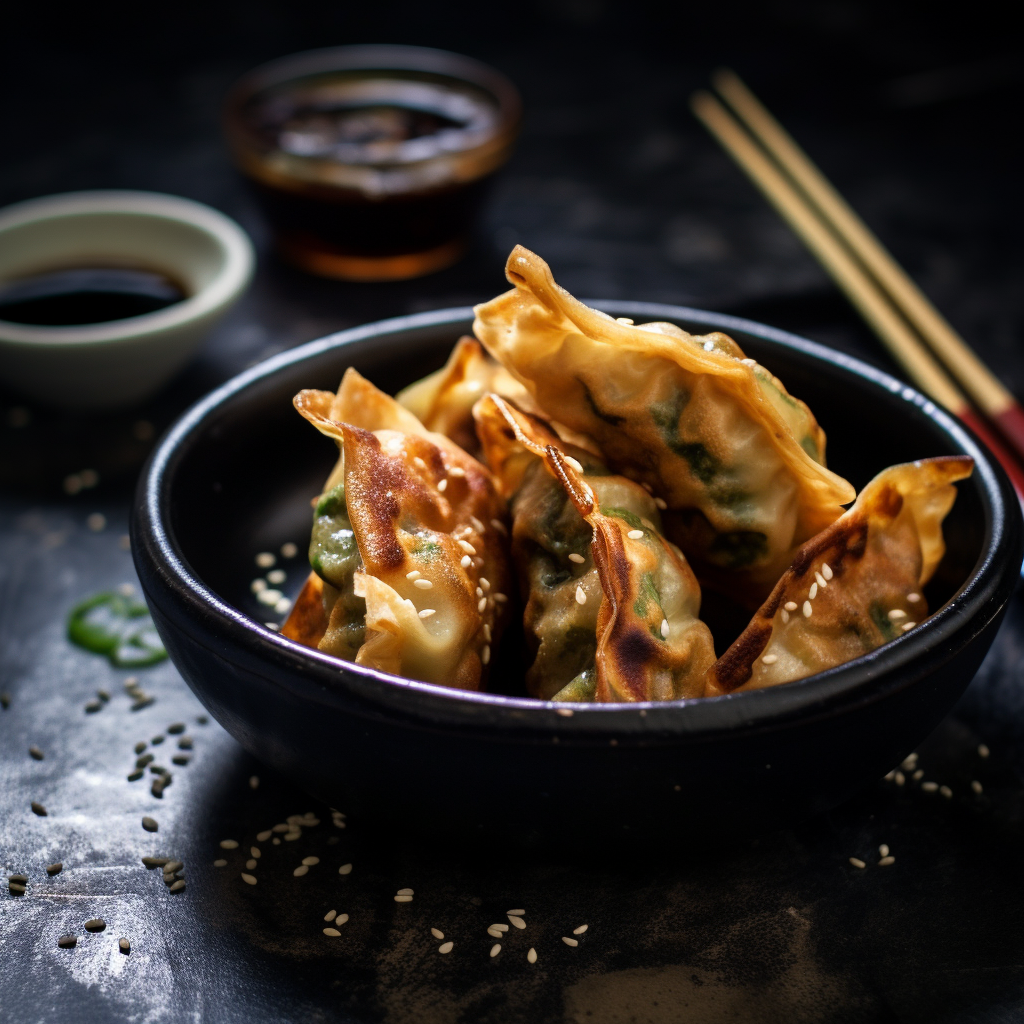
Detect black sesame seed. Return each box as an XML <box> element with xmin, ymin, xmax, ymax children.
<box><xmin>119</xmin><ymin>938</ymin><xmax>130</xmax><ymax>954</ymax></box>
<box><xmin>46</xmin><ymin>863</ymin><xmax>63</xmax><ymax>876</ymax></box>
<box><xmin>127</xmin><ymin>770</ymin><xmax>144</xmax><ymax>782</ymax></box>
<box><xmin>163</xmin><ymin>860</ymin><xmax>183</xmax><ymax>873</ymax></box>
<box><xmin>31</xmin><ymin>801</ymin><xmax>47</xmax><ymax>816</ymax></box>
<box><xmin>136</xmin><ymin>754</ymin><xmax>154</xmax><ymax>768</ymax></box>
<box><xmin>177</xmin><ymin>737</ymin><xmax>193</xmax><ymax>750</ymax></box>
<box><xmin>142</xmin><ymin>816</ymin><xmax>159</xmax><ymax>833</ymax></box>
<box><xmin>151</xmin><ymin>735</ymin><xmax>164</xmax><ymax>744</ymax></box>
<box><xmin>97</xmin><ymin>690</ymin><xmax>110</xmax><ymax>702</ymax></box>
<box><xmin>85</xmin><ymin>701</ymin><xmax>102</xmax><ymax>713</ymax></box>
<box><xmin>169</xmin><ymin>880</ymin><xmax>186</xmax><ymax>892</ymax></box>
<box><xmin>0</xmin><ymin>693</ymin><xmax>10</xmax><ymax>709</ymax></box>
<box><xmin>196</xmin><ymin>716</ymin><xmax>208</xmax><ymax>725</ymax></box>
<box><xmin>171</xmin><ymin>755</ymin><xmax>190</xmax><ymax>766</ymax></box>
<box><xmin>84</xmin><ymin>918</ymin><xmax>106</xmax><ymax>932</ymax></box>
<box><xmin>29</xmin><ymin>746</ymin><xmax>44</xmax><ymax>760</ymax></box>
<box><xmin>141</xmin><ymin>857</ymin><xmax>168</xmax><ymax>868</ymax></box>
<box><xmin>9</xmin><ymin>883</ymin><xmax>26</xmax><ymax>895</ymax></box>
<box><xmin>130</xmin><ymin>697</ymin><xmax>155</xmax><ymax>711</ymax></box>
<box><xmin>134</xmin><ymin>742</ymin><xmax>147</xmax><ymax>754</ymax></box>
<box><xmin>8</xmin><ymin>874</ymin><xmax>28</xmax><ymax>883</ymax></box>
<box><xmin>167</xmin><ymin>723</ymin><xmax>186</xmax><ymax>735</ymax></box>
<box><xmin>57</xmin><ymin>935</ymin><xmax>77</xmax><ymax>948</ymax></box>
<box><xmin>149</xmin><ymin>765</ymin><xmax>168</xmax><ymax>776</ymax></box>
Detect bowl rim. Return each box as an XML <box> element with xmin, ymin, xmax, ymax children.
<box><xmin>136</xmin><ymin>303</ymin><xmax>1020</xmax><ymax>739</ymax></box>
<box><xmin>0</xmin><ymin>190</ymin><xmax>255</xmax><ymax>345</ymax></box>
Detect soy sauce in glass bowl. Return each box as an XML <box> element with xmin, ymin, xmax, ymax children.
<box><xmin>224</xmin><ymin>45</ymin><xmax>521</xmax><ymax>282</ymax></box>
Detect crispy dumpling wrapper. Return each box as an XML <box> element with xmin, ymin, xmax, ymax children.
<box><xmin>705</xmin><ymin>455</ymin><xmax>973</xmax><ymax>695</ymax></box>
<box><xmin>473</xmin><ymin>246</ymin><xmax>856</xmax><ymax>606</ymax></box>
<box><xmin>281</xmin><ymin>369</ymin><xmax>511</xmax><ymax>691</ymax></box>
<box><xmin>475</xmin><ymin>394</ymin><xmax>716</xmax><ymax>702</ymax></box>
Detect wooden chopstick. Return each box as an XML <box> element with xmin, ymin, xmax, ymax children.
<box><xmin>708</xmin><ymin>69</ymin><xmax>1024</xmax><ymax>463</ymax></box>
<box><xmin>689</xmin><ymin>88</ymin><xmax>1024</xmax><ymax>498</ymax></box>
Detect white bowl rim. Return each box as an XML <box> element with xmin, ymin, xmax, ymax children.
<box><xmin>0</xmin><ymin>189</ymin><xmax>255</xmax><ymax>345</ymax></box>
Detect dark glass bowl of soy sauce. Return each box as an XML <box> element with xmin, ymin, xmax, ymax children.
<box><xmin>225</xmin><ymin>45</ymin><xmax>521</xmax><ymax>282</ymax></box>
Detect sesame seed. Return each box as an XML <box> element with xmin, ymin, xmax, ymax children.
<box><xmin>487</xmin><ymin>926</ymin><xmax>503</xmax><ymax>938</ymax></box>
<box><xmin>476</xmin><ymin>586</ymin><xmax>483</xmax><ymax>598</ymax></box>
<box><xmin>808</xmin><ymin>582</ymin><xmax>818</xmax><ymax>600</ymax></box>
<box><xmin>784</xmin><ymin>601</ymin><xmax>798</xmax><ymax>612</ymax></box>
<box><xmin>902</xmin><ymin>752</ymin><xmax>918</xmax><ymax>768</ymax></box>
<box><xmin>508</xmin><ymin>907</ymin><xmax>525</xmax><ymax>916</ymax></box>
<box><xmin>573</xmin><ymin>925</ymin><xmax>588</xmax><ymax>934</ymax></box>
<box><xmin>979</xmin><ymin>744</ymin><xmax>990</xmax><ymax>758</ymax></box>
<box><xmin>281</xmin><ymin>542</ymin><xmax>298</xmax><ymax>558</ymax></box>
<box><xmin>336</xmin><ymin>914</ymin><xmax>349</xmax><ymax>925</ymax></box>
<box><xmin>395</xmin><ymin>895</ymin><xmax>413</xmax><ymax>903</ymax></box>
<box><xmin>654</xmin><ymin>497</ymin><xmax>667</xmax><ymax>509</ymax></box>
<box><xmin>616</xmin><ymin>317</ymin><xmax>634</xmax><ymax>325</ymax></box>
<box><xmin>84</xmin><ymin>918</ymin><xmax>106</xmax><ymax>933</ymax></box>
<box><xmin>301</xmin><ymin>857</ymin><xmax>319</xmax><ymax>867</ymax></box>
<box><xmin>57</xmin><ymin>936</ymin><xmax>77</xmax><ymax>949</ymax></box>
<box><xmin>255</xmin><ymin>552</ymin><xmax>275</xmax><ymax>568</ymax></box>
<box><xmin>564</xmin><ymin>455</ymin><xmax>584</xmax><ymax>474</ymax></box>
<box><xmin>907</xmin><ymin>592</ymin><xmax>921</xmax><ymax>602</ymax></box>
<box><xmin>246</xmin><ymin>859</ymin><xmax>257</xmax><ymax>870</ymax></box>
<box><xmin>762</xmin><ymin>654</ymin><xmax>777</xmax><ymax>665</ymax></box>
<box><xmin>438</xmin><ymin>479</ymin><xmax>448</xmax><ymax>492</ymax></box>
<box><xmin>781</xmin><ymin>609</ymin><xmax>790</xmax><ymax>624</ymax></box>
<box><xmin>473</xmin><ymin>556</ymin><xmax>485</xmax><ymax>568</ymax></box>
<box><xmin>483</xmin><ymin>623</ymin><xmax>491</xmax><ymax>641</ymax></box>
<box><xmin>556</xmin><ymin>707</ymin><xmax>574</xmax><ymax>717</ymax></box>
<box><xmin>438</xmin><ymin>941</ymin><xmax>454</xmax><ymax>954</ymax></box>
<box><xmin>627</xmin><ymin>529</ymin><xmax>644</xmax><ymax>540</ymax></box>
<box><xmin>46</xmin><ymin>863</ymin><xmax>62</xmax><ymax>876</ymax></box>
<box><xmin>418</xmin><ymin>609</ymin><xmax>437</xmax><ymax>620</ymax></box>
<box><xmin>323</xmin><ymin>928</ymin><xmax>341</xmax><ymax>937</ymax></box>
<box><xmin>493</xmin><ymin>593</ymin><xmax>508</xmax><ymax>603</ymax></box>
<box><xmin>660</xmin><ymin>619</ymin><xmax>670</xmax><ymax>639</ymax></box>
<box><xmin>406</xmin><ymin>570</ymin><xmax>421</xmax><ymax>580</ymax></box>
<box><xmin>257</xmin><ymin>588</ymin><xmax>284</xmax><ymax>606</ymax></box>
<box><xmin>87</xmin><ymin>513</ymin><xmax>106</xmax><ymax>532</ymax></box>
<box><xmin>491</xmin><ymin>922</ymin><xmax>509</xmax><ymax>932</ymax></box>
<box><xmin>241</xmin><ymin>873</ymin><xmax>257</xmax><ymax>885</ymax></box>
<box><xmin>31</xmin><ymin>801</ymin><xmax>46</xmax><ymax>816</ymax></box>
<box><xmin>894</xmin><ymin>771</ymin><xmax>905</xmax><ymax>785</ymax></box>
<box><xmin>879</xmin><ymin>844</ymin><xmax>889</xmax><ymax>857</ymax></box>
<box><xmin>414</xmin><ymin>456</ymin><xmax>427</xmax><ymax>470</ymax></box>
<box><xmin>922</xmin><ymin>781</ymin><xmax>938</xmax><ymax>792</ymax></box>
<box><xmin>414</xmin><ymin>579</ymin><xmax>433</xmax><ymax>589</ymax></box>
<box><xmin>822</xmin><ymin>563</ymin><xmax>833</xmax><ymax>580</ymax></box>
<box><xmin>849</xmin><ymin>857</ymin><xmax>866</xmax><ymax>869</ymax></box>
<box><xmin>142</xmin><ymin>857</ymin><xmax>168</xmax><ymax>868</ymax></box>
<box><xmin>508</xmin><ymin>915</ymin><xmax>526</xmax><ymax>929</ymax></box>
<box><xmin>480</xmin><ymin>577</ymin><xmax>491</xmax><ymax>591</ymax></box>
<box><xmin>85</xmin><ymin>700</ymin><xmax>102</xmax><ymax>713</ymax></box>
<box><xmin>582</xmin><ymin>483</ymin><xmax>594</xmax><ymax>499</ymax></box>
<box><xmin>8</xmin><ymin>883</ymin><xmax>26</xmax><ymax>895</ymax></box>
<box><xmin>703</xmin><ymin>339</ymin><xmax>715</xmax><ymax>351</ymax></box>
<box><xmin>119</xmin><ymin>939</ymin><xmax>130</xmax><ymax>955</ymax></box>
<box><xmin>8</xmin><ymin>875</ymin><xmax>27</xmax><ymax>884</ymax></box>
<box><xmin>562</xmin><ymin>937</ymin><xmax>579</xmax><ymax>946</ymax></box>
<box><xmin>913</xmin><ymin>769</ymin><xmax>924</xmax><ymax>780</ymax></box>
<box><xmin>490</xmin><ymin>944</ymin><xmax>501</xmax><ymax>957</ymax></box>
<box><xmin>527</xmin><ymin>948</ymin><xmax>537</xmax><ymax>964</ymax></box>
<box><xmin>458</xmin><ymin>540</ymin><xmax>477</xmax><ymax>555</ymax></box>
<box><xmin>814</xmin><ymin>571</ymin><xmax>827</xmax><ymax>588</ymax></box>
<box><xmin>972</xmin><ymin>780</ymin><xmax>983</xmax><ymax>794</ymax></box>
<box><xmin>450</xmin><ymin>466</ymin><xmax>466</xmax><ymax>478</ymax></box>
<box><xmin>169</xmin><ymin>880</ymin><xmax>186</xmax><ymax>892</ymax></box>
<box><xmin>430</xmin><ymin>927</ymin><xmax>444</xmax><ymax>939</ymax></box>
<box><xmin>940</xmin><ymin>785</ymin><xmax>953</xmax><ymax>798</ymax></box>
<box><xmin>901</xmin><ymin>622</ymin><xmax>916</xmax><ymax>631</ymax></box>
<box><xmin>256</xmin><ymin>830</ymin><xmax>272</xmax><ymax>842</ymax></box>
<box><xmin>802</xmin><ymin>601</ymin><xmax>812</xmax><ymax>618</ymax></box>
<box><xmin>491</xmin><ymin>519</ymin><xmax>507</xmax><ymax>535</ymax></box>
<box><xmin>576</xmin><ymin>586</ymin><xmax>587</xmax><ymax>605</ymax></box>
<box><xmin>569</xmin><ymin>553</ymin><xmax>585</xmax><ymax>564</ymax></box>
<box><xmin>219</xmin><ymin>840</ymin><xmax>239</xmax><ymax>850</ymax></box>
<box><xmin>142</xmin><ymin>816</ymin><xmax>158</xmax><ymax>833</ymax></box>
<box><xmin>396</xmin><ymin>888</ymin><xmax>414</xmax><ymax>896</ymax></box>
<box><xmin>888</xmin><ymin>608</ymin><xmax>907</xmax><ymax>621</ymax></box>
<box><xmin>879</xmin><ymin>856</ymin><xmax>895</xmax><ymax>867</ymax></box>
<box><xmin>339</xmin><ymin>864</ymin><xmax>353</xmax><ymax>875</ymax></box>
<box><xmin>29</xmin><ymin>746</ymin><xmax>44</xmax><ymax>760</ymax></box>
<box><xmin>324</xmin><ymin>910</ymin><xmax>337</xmax><ymax>922</ymax></box>
<box><xmin>460</xmin><ymin>555</ymin><xmax>472</xmax><ymax>568</ymax></box>
<box><xmin>482</xmin><ymin>645</ymin><xmax>491</xmax><ymax>665</ymax></box>
<box><xmin>267</xmin><ymin>569</ymin><xmax>286</xmax><ymax>585</ymax></box>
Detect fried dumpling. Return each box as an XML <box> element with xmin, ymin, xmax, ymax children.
<box><xmin>473</xmin><ymin>246</ymin><xmax>856</xmax><ymax>606</ymax></box>
<box><xmin>475</xmin><ymin>394</ymin><xmax>716</xmax><ymax>702</ymax></box>
<box><xmin>281</xmin><ymin>369</ymin><xmax>511</xmax><ymax>691</ymax></box>
<box><xmin>395</xmin><ymin>335</ymin><xmax>531</xmax><ymax>457</ymax></box>
<box><xmin>705</xmin><ymin>456</ymin><xmax>973</xmax><ymax>695</ymax></box>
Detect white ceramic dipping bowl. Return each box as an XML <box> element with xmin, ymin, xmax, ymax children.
<box><xmin>0</xmin><ymin>190</ymin><xmax>254</xmax><ymax>410</ymax></box>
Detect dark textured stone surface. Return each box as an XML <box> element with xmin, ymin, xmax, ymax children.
<box><xmin>2</xmin><ymin>2</ymin><xmax>1023</xmax><ymax>1021</ymax></box>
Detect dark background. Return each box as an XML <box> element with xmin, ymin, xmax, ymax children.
<box><xmin>2</xmin><ymin>3</ymin><xmax>1024</xmax><ymax>1022</ymax></box>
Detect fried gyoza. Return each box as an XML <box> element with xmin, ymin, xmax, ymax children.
<box><xmin>475</xmin><ymin>394</ymin><xmax>716</xmax><ymax>702</ymax></box>
<box><xmin>281</xmin><ymin>369</ymin><xmax>511</xmax><ymax>691</ymax></box>
<box><xmin>473</xmin><ymin>246</ymin><xmax>856</xmax><ymax>606</ymax></box>
<box><xmin>395</xmin><ymin>335</ymin><xmax>530</xmax><ymax>458</ymax></box>
<box><xmin>705</xmin><ymin>456</ymin><xmax>973</xmax><ymax>695</ymax></box>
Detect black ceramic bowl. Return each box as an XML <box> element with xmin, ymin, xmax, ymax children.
<box><xmin>133</xmin><ymin>305</ymin><xmax>1022</xmax><ymax>847</ymax></box>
